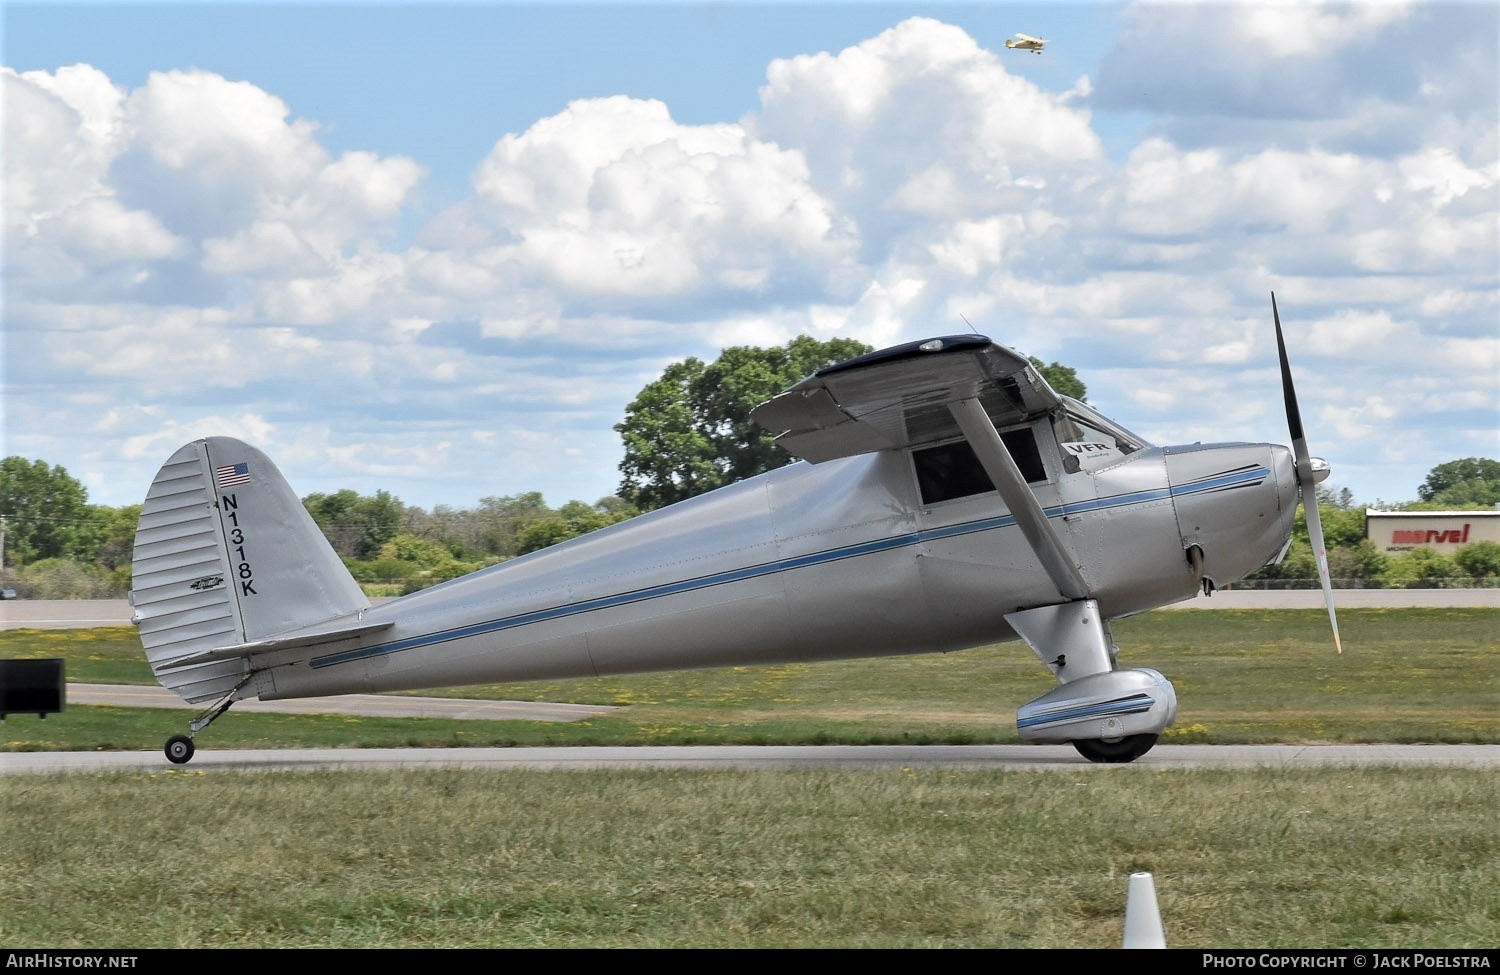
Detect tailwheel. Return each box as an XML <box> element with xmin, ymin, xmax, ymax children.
<box><xmin>164</xmin><ymin>734</ymin><xmax>195</xmax><ymax>765</ymax></box>
<box><xmin>161</xmin><ymin>678</ymin><xmax>246</xmax><ymax>765</ymax></box>
<box><xmin>1073</xmin><ymin>733</ymin><xmax>1157</xmax><ymax>764</ymax></box>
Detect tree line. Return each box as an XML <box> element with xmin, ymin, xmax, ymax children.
<box><xmin>2</xmin><ymin>338</ymin><xmax>1496</xmax><ymax>598</ymax></box>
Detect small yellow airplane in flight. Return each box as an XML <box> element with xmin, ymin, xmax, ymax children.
<box><xmin>1005</xmin><ymin>32</ymin><xmax>1047</xmax><ymax>54</ymax></box>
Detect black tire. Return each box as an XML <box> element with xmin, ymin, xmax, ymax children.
<box><xmin>1072</xmin><ymin>733</ymin><xmax>1157</xmax><ymax>764</ymax></box>
<box><xmin>164</xmin><ymin>735</ymin><xmax>195</xmax><ymax>765</ymax></box>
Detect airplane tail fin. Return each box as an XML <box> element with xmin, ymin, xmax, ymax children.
<box><xmin>130</xmin><ymin>437</ymin><xmax>371</xmax><ymax>703</ymax></box>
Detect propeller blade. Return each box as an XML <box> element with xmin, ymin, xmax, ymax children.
<box><xmin>1300</xmin><ymin>484</ymin><xmax>1342</xmax><ymax>654</ymax></box>
<box><xmin>1273</xmin><ymin>293</ymin><xmax>1342</xmax><ymax>655</ymax></box>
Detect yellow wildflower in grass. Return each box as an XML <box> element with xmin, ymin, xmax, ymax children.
<box><xmin>1162</xmin><ymin>723</ymin><xmax>1211</xmax><ymax>741</ymax></box>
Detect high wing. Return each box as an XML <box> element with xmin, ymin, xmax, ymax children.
<box><xmin>749</xmin><ymin>334</ymin><xmax>1062</xmax><ymax>464</ymax></box>
<box><xmin>751</xmin><ymin>334</ymin><xmax>1088</xmax><ymax>601</ymax></box>
<box><xmin>1005</xmin><ymin>33</ymin><xmax>1047</xmax><ymax>52</ymax></box>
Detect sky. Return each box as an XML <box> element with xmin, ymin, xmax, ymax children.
<box><xmin>3</xmin><ymin>1</ymin><xmax>1497</xmax><ymax>516</ymax></box>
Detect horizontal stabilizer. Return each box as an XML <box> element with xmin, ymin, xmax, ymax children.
<box><xmin>154</xmin><ymin>617</ymin><xmax>395</xmax><ymax>672</ymax></box>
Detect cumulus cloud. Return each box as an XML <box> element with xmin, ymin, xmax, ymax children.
<box><xmin>751</xmin><ymin>18</ymin><xmax>1102</xmax><ymax>250</ymax></box>
<box><xmin>6</xmin><ymin>66</ymin><xmax>425</xmax><ymax>316</ymax></box>
<box><xmin>451</xmin><ymin>95</ymin><xmax>862</xmax><ymax>309</ymax></box>
<box><xmin>3</xmin><ymin>65</ymin><xmax>123</xmax><ymax>215</ymax></box>
<box><xmin>1093</xmin><ymin>1</ymin><xmax>1497</xmax><ymax>161</ymax></box>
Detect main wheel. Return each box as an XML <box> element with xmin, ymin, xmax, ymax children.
<box><xmin>164</xmin><ymin>734</ymin><xmax>195</xmax><ymax>765</ymax></box>
<box><xmin>1072</xmin><ymin>733</ymin><xmax>1157</xmax><ymax>764</ymax></box>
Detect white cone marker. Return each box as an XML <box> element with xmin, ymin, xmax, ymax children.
<box><xmin>1123</xmin><ymin>871</ymin><xmax>1167</xmax><ymax>948</ymax></box>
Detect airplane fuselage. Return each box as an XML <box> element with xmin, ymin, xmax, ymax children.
<box><xmin>248</xmin><ymin>432</ymin><xmax>1296</xmax><ymax>702</ymax></box>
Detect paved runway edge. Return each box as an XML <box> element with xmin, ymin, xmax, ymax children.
<box><xmin>3</xmin><ymin>744</ymin><xmax>1497</xmax><ymax>775</ymax></box>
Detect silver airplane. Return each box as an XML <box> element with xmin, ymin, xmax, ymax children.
<box><xmin>130</xmin><ymin>295</ymin><xmax>1339</xmax><ymax>765</ymax></box>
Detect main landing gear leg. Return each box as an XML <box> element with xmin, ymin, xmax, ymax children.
<box><xmin>1006</xmin><ymin>600</ymin><xmax>1178</xmax><ymax>764</ymax></box>
<box><xmin>163</xmin><ymin>676</ymin><xmax>250</xmax><ymax>765</ymax></box>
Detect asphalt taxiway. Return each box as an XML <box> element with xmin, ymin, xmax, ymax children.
<box><xmin>4</xmin><ymin>743</ymin><xmax>1498</xmax><ymax>775</ymax></box>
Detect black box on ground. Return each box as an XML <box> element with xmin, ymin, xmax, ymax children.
<box><xmin>0</xmin><ymin>658</ymin><xmax>66</xmax><ymax>718</ymax></box>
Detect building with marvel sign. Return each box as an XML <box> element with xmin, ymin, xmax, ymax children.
<box><xmin>1364</xmin><ymin>509</ymin><xmax>1500</xmax><ymax>554</ymax></box>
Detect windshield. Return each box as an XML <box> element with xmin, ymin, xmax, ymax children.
<box><xmin>1053</xmin><ymin>397</ymin><xmax>1149</xmax><ymax>473</ymax></box>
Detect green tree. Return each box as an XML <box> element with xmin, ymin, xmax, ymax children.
<box><xmin>593</xmin><ymin>495</ymin><xmax>635</xmax><ymax>517</ymax></box>
<box><xmin>1297</xmin><ymin>502</ymin><xmax>1368</xmax><ymax>549</ymax></box>
<box><xmin>615</xmin><ymin>336</ymin><xmax>873</xmax><ymax>510</ymax></box>
<box><xmin>345</xmin><ymin>557</ymin><xmax>420</xmax><ymax>587</ymax></box>
<box><xmin>302</xmin><ymin>489</ymin><xmax>405</xmax><ymax>560</ymax></box>
<box><xmin>1030</xmin><ymin>357</ymin><xmax>1087</xmax><ymax>401</ymax></box>
<box><xmin>8</xmin><ymin>556</ymin><xmax>118</xmax><ymax>598</ymax></box>
<box><xmin>1383</xmin><ymin>547</ymin><xmax>1465</xmax><ymax>589</ymax></box>
<box><xmin>90</xmin><ymin>504</ymin><xmax>142</xmax><ymax>571</ymax></box>
<box><xmin>377</xmin><ymin>533</ymin><xmax>456</xmax><ymax>568</ymax></box>
<box><xmin>404</xmin><ymin>503</ymin><xmax>482</xmax><ymax>560</ymax></box>
<box><xmin>473</xmin><ymin>492</ymin><xmax>553</xmax><ymax>558</ymax></box>
<box><xmin>1245</xmin><ymin>538</ymin><xmax>1317</xmax><ymax>588</ymax></box>
<box><xmin>515</xmin><ymin>500</ymin><xmax>639</xmax><ymax>555</ymax></box>
<box><xmin>1415</xmin><ymin>458</ymin><xmax>1500</xmax><ymax>507</ymax></box>
<box><xmin>378</xmin><ymin>532</ymin><xmax>474</xmax><ymax>588</ymax></box>
<box><xmin>1453</xmin><ymin>540</ymin><xmax>1500</xmax><ymax>582</ymax></box>
<box><xmin>0</xmin><ymin>457</ymin><xmax>100</xmax><ymax>565</ymax></box>
<box><xmin>1327</xmin><ymin>540</ymin><xmax>1388</xmax><ymax>588</ymax></box>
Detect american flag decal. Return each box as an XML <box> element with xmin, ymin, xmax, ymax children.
<box><xmin>215</xmin><ymin>462</ymin><xmax>251</xmax><ymax>487</ymax></box>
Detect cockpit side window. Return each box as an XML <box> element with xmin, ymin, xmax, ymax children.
<box><xmin>1053</xmin><ymin>402</ymin><xmax>1145</xmax><ymax>474</ymax></box>
<box><xmin>913</xmin><ymin>427</ymin><xmax>1045</xmax><ymax>505</ymax></box>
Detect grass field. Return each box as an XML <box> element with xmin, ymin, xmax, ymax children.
<box><xmin>3</xmin><ymin>765</ymin><xmax>1496</xmax><ymax>949</ymax></box>
<box><xmin>1</xmin><ymin>609</ymin><xmax>1496</xmax><ymax>949</ymax></box>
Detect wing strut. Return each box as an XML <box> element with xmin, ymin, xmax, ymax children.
<box><xmin>947</xmin><ymin>398</ymin><xmax>1089</xmax><ymax>601</ymax></box>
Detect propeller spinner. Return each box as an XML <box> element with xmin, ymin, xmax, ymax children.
<box><xmin>1273</xmin><ymin>293</ymin><xmax>1343</xmax><ymax>654</ymax></box>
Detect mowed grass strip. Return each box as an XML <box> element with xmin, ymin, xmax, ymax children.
<box><xmin>1</xmin><ymin>765</ymin><xmax>1495</xmax><ymax>948</ymax></box>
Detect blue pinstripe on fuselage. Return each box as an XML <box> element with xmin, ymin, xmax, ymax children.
<box><xmin>310</xmin><ymin>463</ymin><xmax>1270</xmax><ymax>670</ymax></box>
